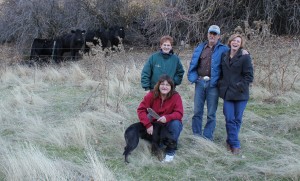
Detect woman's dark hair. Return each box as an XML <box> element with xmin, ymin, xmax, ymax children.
<box><xmin>152</xmin><ymin>74</ymin><xmax>176</xmax><ymax>99</ymax></box>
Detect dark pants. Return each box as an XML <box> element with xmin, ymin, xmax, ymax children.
<box><xmin>165</xmin><ymin>120</ymin><xmax>183</xmax><ymax>155</ymax></box>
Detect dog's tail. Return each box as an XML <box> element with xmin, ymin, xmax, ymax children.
<box><xmin>123</xmin><ymin>147</ymin><xmax>131</xmax><ymax>163</ymax></box>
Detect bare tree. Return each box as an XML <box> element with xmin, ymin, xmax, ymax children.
<box><xmin>0</xmin><ymin>0</ymin><xmax>299</xmax><ymax>55</ymax></box>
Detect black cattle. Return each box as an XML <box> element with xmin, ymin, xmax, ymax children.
<box><xmin>29</xmin><ymin>38</ymin><xmax>61</xmax><ymax>65</ymax></box>
<box><xmin>59</xmin><ymin>29</ymin><xmax>86</xmax><ymax>60</ymax></box>
<box><xmin>123</xmin><ymin>122</ymin><xmax>176</xmax><ymax>163</ymax></box>
<box><xmin>85</xmin><ymin>30</ymin><xmax>101</xmax><ymax>46</ymax></box>
<box><xmin>109</xmin><ymin>26</ymin><xmax>125</xmax><ymax>49</ymax></box>
<box><xmin>28</xmin><ymin>29</ymin><xmax>86</xmax><ymax>65</ymax></box>
<box><xmin>97</xmin><ymin>27</ymin><xmax>109</xmax><ymax>50</ymax></box>
<box><xmin>99</xmin><ymin>26</ymin><xmax>125</xmax><ymax>51</ymax></box>
<box><xmin>83</xmin><ymin>29</ymin><xmax>101</xmax><ymax>54</ymax></box>
<box><xmin>133</xmin><ymin>20</ymin><xmax>156</xmax><ymax>46</ymax></box>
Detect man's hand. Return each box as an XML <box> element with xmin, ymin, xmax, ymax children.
<box><xmin>242</xmin><ymin>49</ymin><xmax>249</xmax><ymax>55</ymax></box>
<box><xmin>157</xmin><ymin>116</ymin><xmax>167</xmax><ymax>123</ymax></box>
<box><xmin>147</xmin><ymin>126</ymin><xmax>153</xmax><ymax>135</ymax></box>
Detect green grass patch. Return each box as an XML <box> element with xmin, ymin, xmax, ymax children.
<box><xmin>283</xmin><ymin>129</ymin><xmax>300</xmax><ymax>145</ymax></box>
<box><xmin>36</xmin><ymin>85</ymin><xmax>92</xmax><ymax>119</ymax></box>
<box><xmin>247</xmin><ymin>101</ymin><xmax>300</xmax><ymax>118</ymax></box>
<box><xmin>43</xmin><ymin>144</ymin><xmax>86</xmax><ymax>164</ymax></box>
<box><xmin>1</xmin><ymin>129</ymin><xmax>15</xmax><ymax>136</ymax></box>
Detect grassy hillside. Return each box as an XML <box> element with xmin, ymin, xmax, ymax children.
<box><xmin>0</xmin><ymin>41</ymin><xmax>300</xmax><ymax>181</ymax></box>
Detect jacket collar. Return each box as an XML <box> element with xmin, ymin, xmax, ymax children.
<box><xmin>230</xmin><ymin>48</ymin><xmax>243</xmax><ymax>63</ymax></box>
<box><xmin>224</xmin><ymin>48</ymin><xmax>243</xmax><ymax>67</ymax></box>
<box><xmin>204</xmin><ymin>40</ymin><xmax>221</xmax><ymax>50</ymax></box>
<box><xmin>160</xmin><ymin>49</ymin><xmax>174</xmax><ymax>59</ymax></box>
<box><xmin>160</xmin><ymin>49</ymin><xmax>174</xmax><ymax>55</ymax></box>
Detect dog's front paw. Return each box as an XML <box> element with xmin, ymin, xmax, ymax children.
<box><xmin>151</xmin><ymin>144</ymin><xmax>164</xmax><ymax>161</ymax></box>
<box><xmin>157</xmin><ymin>149</ymin><xmax>165</xmax><ymax>161</ymax></box>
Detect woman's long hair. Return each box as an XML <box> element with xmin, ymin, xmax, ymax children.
<box><xmin>152</xmin><ymin>74</ymin><xmax>176</xmax><ymax>99</ymax></box>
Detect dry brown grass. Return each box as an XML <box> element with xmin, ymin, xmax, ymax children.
<box><xmin>0</xmin><ymin>36</ymin><xmax>299</xmax><ymax>180</ymax></box>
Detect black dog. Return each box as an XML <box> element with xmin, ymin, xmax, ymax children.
<box><xmin>123</xmin><ymin>122</ymin><xmax>177</xmax><ymax>163</ymax></box>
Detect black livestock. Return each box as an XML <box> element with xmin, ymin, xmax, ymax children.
<box><xmin>109</xmin><ymin>26</ymin><xmax>125</xmax><ymax>49</ymax></box>
<box><xmin>83</xmin><ymin>29</ymin><xmax>101</xmax><ymax>55</ymax></box>
<box><xmin>85</xmin><ymin>30</ymin><xmax>101</xmax><ymax>46</ymax></box>
<box><xmin>99</xmin><ymin>26</ymin><xmax>125</xmax><ymax>51</ymax></box>
<box><xmin>59</xmin><ymin>29</ymin><xmax>86</xmax><ymax>60</ymax></box>
<box><xmin>29</xmin><ymin>38</ymin><xmax>61</xmax><ymax>65</ymax></box>
<box><xmin>29</xmin><ymin>29</ymin><xmax>86</xmax><ymax>65</ymax></box>
<box><xmin>133</xmin><ymin>20</ymin><xmax>156</xmax><ymax>46</ymax></box>
<box><xmin>123</xmin><ymin>122</ymin><xmax>176</xmax><ymax>163</ymax></box>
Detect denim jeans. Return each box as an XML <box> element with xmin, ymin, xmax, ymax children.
<box><xmin>165</xmin><ymin>120</ymin><xmax>183</xmax><ymax>155</ymax></box>
<box><xmin>192</xmin><ymin>79</ymin><xmax>219</xmax><ymax>140</ymax></box>
<box><xmin>223</xmin><ymin>100</ymin><xmax>248</xmax><ymax>148</ymax></box>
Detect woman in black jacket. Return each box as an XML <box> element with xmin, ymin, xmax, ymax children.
<box><xmin>218</xmin><ymin>34</ymin><xmax>254</xmax><ymax>155</ymax></box>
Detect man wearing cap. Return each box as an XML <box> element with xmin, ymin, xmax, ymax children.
<box><xmin>187</xmin><ymin>25</ymin><xmax>228</xmax><ymax>140</ymax></box>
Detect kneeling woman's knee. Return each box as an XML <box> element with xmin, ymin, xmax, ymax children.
<box><xmin>167</xmin><ymin>120</ymin><xmax>183</xmax><ymax>133</ymax></box>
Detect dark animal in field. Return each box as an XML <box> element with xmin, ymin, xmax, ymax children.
<box><xmin>96</xmin><ymin>27</ymin><xmax>109</xmax><ymax>51</ymax></box>
<box><xmin>109</xmin><ymin>26</ymin><xmax>125</xmax><ymax>50</ymax></box>
<box><xmin>99</xmin><ymin>26</ymin><xmax>125</xmax><ymax>51</ymax></box>
<box><xmin>123</xmin><ymin>122</ymin><xmax>176</xmax><ymax>163</ymax></box>
<box><xmin>133</xmin><ymin>20</ymin><xmax>156</xmax><ymax>46</ymax></box>
<box><xmin>83</xmin><ymin>29</ymin><xmax>101</xmax><ymax>55</ymax></box>
<box><xmin>29</xmin><ymin>38</ymin><xmax>61</xmax><ymax>65</ymax></box>
<box><xmin>85</xmin><ymin>30</ymin><xmax>101</xmax><ymax>46</ymax></box>
<box><xmin>28</xmin><ymin>29</ymin><xmax>86</xmax><ymax>65</ymax></box>
<box><xmin>59</xmin><ymin>29</ymin><xmax>86</xmax><ymax>60</ymax></box>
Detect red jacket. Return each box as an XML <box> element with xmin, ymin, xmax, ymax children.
<box><xmin>137</xmin><ymin>91</ymin><xmax>183</xmax><ymax>129</ymax></box>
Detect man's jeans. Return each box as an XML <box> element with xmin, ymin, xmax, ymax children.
<box><xmin>223</xmin><ymin>100</ymin><xmax>248</xmax><ymax>148</ymax></box>
<box><xmin>192</xmin><ymin>79</ymin><xmax>218</xmax><ymax>140</ymax></box>
<box><xmin>165</xmin><ymin>120</ymin><xmax>183</xmax><ymax>155</ymax></box>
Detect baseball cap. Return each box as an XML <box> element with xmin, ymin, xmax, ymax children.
<box><xmin>208</xmin><ymin>25</ymin><xmax>220</xmax><ymax>35</ymax></box>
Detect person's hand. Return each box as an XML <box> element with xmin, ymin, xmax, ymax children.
<box><xmin>147</xmin><ymin>126</ymin><xmax>153</xmax><ymax>135</ymax></box>
<box><xmin>157</xmin><ymin>116</ymin><xmax>167</xmax><ymax>123</ymax></box>
<box><xmin>242</xmin><ymin>49</ymin><xmax>249</xmax><ymax>55</ymax></box>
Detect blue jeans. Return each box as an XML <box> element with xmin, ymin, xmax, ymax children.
<box><xmin>223</xmin><ymin>100</ymin><xmax>248</xmax><ymax>149</ymax></box>
<box><xmin>192</xmin><ymin>79</ymin><xmax>219</xmax><ymax>140</ymax></box>
<box><xmin>165</xmin><ymin>120</ymin><xmax>183</xmax><ymax>155</ymax></box>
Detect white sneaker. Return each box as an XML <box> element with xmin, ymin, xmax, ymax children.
<box><xmin>162</xmin><ymin>154</ymin><xmax>174</xmax><ymax>163</ymax></box>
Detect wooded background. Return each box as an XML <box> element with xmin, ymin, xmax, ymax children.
<box><xmin>0</xmin><ymin>0</ymin><xmax>299</xmax><ymax>51</ymax></box>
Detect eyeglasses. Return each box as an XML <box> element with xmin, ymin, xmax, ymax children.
<box><xmin>209</xmin><ymin>32</ymin><xmax>218</xmax><ymax>36</ymax></box>
<box><xmin>160</xmin><ymin>83</ymin><xmax>171</xmax><ymax>87</ymax></box>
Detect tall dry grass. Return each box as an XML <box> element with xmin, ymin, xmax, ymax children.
<box><xmin>0</xmin><ymin>37</ymin><xmax>299</xmax><ymax>180</ymax></box>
